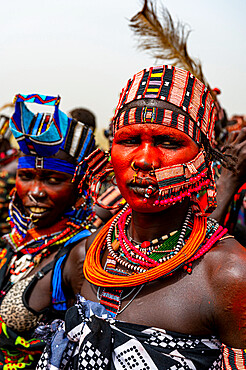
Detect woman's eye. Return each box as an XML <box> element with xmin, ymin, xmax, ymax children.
<box><xmin>119</xmin><ymin>137</ymin><xmax>140</xmax><ymax>145</ymax></box>
<box><xmin>18</xmin><ymin>173</ymin><xmax>33</xmax><ymax>181</ymax></box>
<box><xmin>47</xmin><ymin>177</ymin><xmax>62</xmax><ymax>184</ymax></box>
<box><xmin>155</xmin><ymin>138</ymin><xmax>180</xmax><ymax>148</ymax></box>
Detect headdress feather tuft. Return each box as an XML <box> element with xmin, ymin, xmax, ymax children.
<box><xmin>130</xmin><ymin>0</ymin><xmax>215</xmax><ymax>99</ymax></box>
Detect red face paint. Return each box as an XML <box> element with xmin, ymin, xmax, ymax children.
<box><xmin>16</xmin><ymin>167</ymin><xmax>77</xmax><ymax>228</ymax></box>
<box><xmin>111</xmin><ymin>124</ymin><xmax>199</xmax><ymax>213</ymax></box>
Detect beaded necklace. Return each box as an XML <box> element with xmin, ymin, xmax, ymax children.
<box><xmin>127</xmin><ymin>227</ymin><xmax>179</xmax><ymax>255</ymax></box>
<box><xmin>2</xmin><ymin>209</ymin><xmax>94</xmax><ymax>288</ymax></box>
<box><xmin>6</xmin><ymin>223</ymin><xmax>84</xmax><ymax>285</ymax></box>
<box><xmin>9</xmin><ymin>248</ymin><xmax>51</xmax><ymax>284</ymax></box>
<box><xmin>84</xmin><ymin>206</ymin><xmax>215</xmax><ymax>287</ymax></box>
<box><xmin>125</xmin><ymin>228</ymin><xmax>191</xmax><ymax>261</ymax></box>
<box><xmin>110</xmin><ymin>208</ymin><xmax>192</xmax><ymax>270</ymax></box>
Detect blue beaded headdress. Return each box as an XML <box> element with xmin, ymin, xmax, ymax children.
<box><xmin>10</xmin><ymin>94</ymin><xmax>95</xmax><ymax>174</ymax></box>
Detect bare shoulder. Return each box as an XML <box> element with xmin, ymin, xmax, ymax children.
<box><xmin>62</xmin><ymin>238</ymin><xmax>88</xmax><ymax>296</ymax></box>
<box><xmin>62</xmin><ymin>228</ymin><xmax>103</xmax><ymax>295</ymax></box>
<box><xmin>85</xmin><ymin>227</ymin><xmax>103</xmax><ymax>252</ymax></box>
<box><xmin>67</xmin><ymin>238</ymin><xmax>87</xmax><ymax>263</ymax></box>
<box><xmin>206</xmin><ymin>236</ymin><xmax>246</xmax><ymax>283</ymax></box>
<box><xmin>204</xmin><ymin>236</ymin><xmax>246</xmax><ymax>347</ymax></box>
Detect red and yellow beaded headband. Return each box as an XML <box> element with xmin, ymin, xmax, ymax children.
<box><xmin>113</xmin><ymin>65</ymin><xmax>216</xmax><ymax>144</ymax></box>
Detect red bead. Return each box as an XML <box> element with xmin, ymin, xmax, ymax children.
<box><xmin>141</xmin><ymin>241</ymin><xmax>151</xmax><ymax>249</ymax></box>
<box><xmin>147</xmin><ymin>188</ymin><xmax>153</xmax><ymax>195</ymax></box>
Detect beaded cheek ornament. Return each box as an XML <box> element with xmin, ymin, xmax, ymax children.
<box><xmin>142</xmin><ymin>150</ymin><xmax>210</xmax><ymax>207</ymax></box>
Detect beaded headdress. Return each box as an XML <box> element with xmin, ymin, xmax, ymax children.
<box><xmin>10</xmin><ymin>94</ymin><xmax>95</xmax><ymax>175</ymax></box>
<box><xmin>113</xmin><ymin>65</ymin><xmax>216</xmax><ymax>144</ymax></box>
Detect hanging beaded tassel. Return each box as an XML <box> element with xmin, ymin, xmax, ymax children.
<box><xmin>206</xmin><ymin>161</ymin><xmax>217</xmax><ymax>212</ymax></box>
<box><xmin>78</xmin><ymin>148</ymin><xmax>123</xmax><ymax>210</ymax></box>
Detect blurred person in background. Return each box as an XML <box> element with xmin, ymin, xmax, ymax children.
<box><xmin>69</xmin><ymin>107</ymin><xmax>96</xmax><ymax>133</ymax></box>
<box><xmin>0</xmin><ymin>107</ymin><xmax>18</xmax><ymax>236</ymax></box>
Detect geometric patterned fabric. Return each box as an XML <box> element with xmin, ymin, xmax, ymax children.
<box><xmin>113</xmin><ymin>65</ymin><xmax>216</xmax><ymax>144</ymax></box>
<box><xmin>36</xmin><ymin>295</ymin><xmax>222</xmax><ymax>369</ymax></box>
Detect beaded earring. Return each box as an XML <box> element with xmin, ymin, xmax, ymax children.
<box><xmin>81</xmin><ymin>148</ymin><xmax>123</xmax><ymax>210</ymax></box>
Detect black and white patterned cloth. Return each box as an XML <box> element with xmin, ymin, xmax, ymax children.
<box><xmin>36</xmin><ymin>295</ymin><xmax>222</xmax><ymax>370</ymax></box>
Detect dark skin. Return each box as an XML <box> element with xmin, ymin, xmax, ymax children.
<box><xmin>81</xmin><ymin>99</ymin><xmax>246</xmax><ymax>348</ymax></box>
<box><xmin>27</xmin><ymin>239</ymin><xmax>86</xmax><ymax>312</ymax></box>
<box><xmin>14</xmin><ymin>150</ymin><xmax>87</xmax><ymax>313</ymax></box>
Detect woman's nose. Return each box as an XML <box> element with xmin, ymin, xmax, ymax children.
<box><xmin>28</xmin><ymin>182</ymin><xmax>47</xmax><ymax>200</ymax></box>
<box><xmin>134</xmin><ymin>143</ymin><xmax>160</xmax><ymax>171</ymax></box>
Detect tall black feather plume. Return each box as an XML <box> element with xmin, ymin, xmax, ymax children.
<box><xmin>130</xmin><ymin>0</ymin><xmax>215</xmax><ymax>98</ymax></box>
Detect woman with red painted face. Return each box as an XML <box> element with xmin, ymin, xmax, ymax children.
<box><xmin>0</xmin><ymin>94</ymin><xmax>95</xmax><ymax>369</ymax></box>
<box><xmin>37</xmin><ymin>67</ymin><xmax>246</xmax><ymax>370</ymax></box>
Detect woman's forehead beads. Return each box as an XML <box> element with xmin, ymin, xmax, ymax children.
<box><xmin>113</xmin><ymin>65</ymin><xmax>216</xmax><ymax>144</ymax></box>
<box><xmin>113</xmin><ymin>65</ymin><xmax>217</xmax><ymax>211</ymax></box>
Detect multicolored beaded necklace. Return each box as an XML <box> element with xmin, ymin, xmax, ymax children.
<box><xmin>107</xmin><ymin>207</ymin><xmax>192</xmax><ymax>271</ymax></box>
<box><xmin>5</xmin><ymin>221</ymin><xmax>87</xmax><ymax>285</ymax></box>
<box><xmin>2</xmin><ymin>209</ymin><xmax>94</xmax><ymax>288</ymax></box>
<box><xmin>84</xmin><ymin>205</ymin><xmax>228</xmax><ymax>288</ymax></box>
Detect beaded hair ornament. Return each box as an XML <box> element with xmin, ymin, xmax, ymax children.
<box><xmin>113</xmin><ymin>65</ymin><xmax>216</xmax><ymax>143</ymax></box>
<box><xmin>77</xmin><ymin>148</ymin><xmax>124</xmax><ymax>210</ymax></box>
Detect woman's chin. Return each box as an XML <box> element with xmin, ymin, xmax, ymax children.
<box><xmin>126</xmin><ymin>196</ymin><xmax>170</xmax><ymax>213</ymax></box>
<box><xmin>24</xmin><ymin>209</ymin><xmax>60</xmax><ymax>229</ymax></box>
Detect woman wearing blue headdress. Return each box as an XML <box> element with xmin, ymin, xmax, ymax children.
<box><xmin>0</xmin><ymin>94</ymin><xmax>96</xmax><ymax>368</ymax></box>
